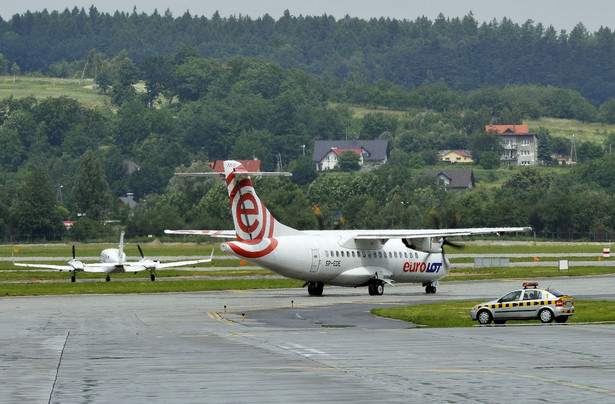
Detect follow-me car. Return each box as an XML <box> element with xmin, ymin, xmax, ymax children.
<box><xmin>470</xmin><ymin>282</ymin><xmax>574</xmax><ymax>325</ymax></box>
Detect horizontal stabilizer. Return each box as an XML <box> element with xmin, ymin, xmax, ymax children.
<box><xmin>164</xmin><ymin>229</ymin><xmax>236</xmax><ymax>239</ymax></box>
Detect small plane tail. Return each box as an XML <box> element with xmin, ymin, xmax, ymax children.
<box><xmin>223</xmin><ymin>160</ymin><xmax>300</xmax><ymax>240</ymax></box>
<box><xmin>118</xmin><ymin>231</ymin><xmax>125</xmax><ymax>264</ymax></box>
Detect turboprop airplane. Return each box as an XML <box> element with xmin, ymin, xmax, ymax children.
<box><xmin>13</xmin><ymin>231</ymin><xmax>213</xmax><ymax>282</ymax></box>
<box><xmin>166</xmin><ymin>160</ymin><xmax>531</xmax><ymax>296</ymax></box>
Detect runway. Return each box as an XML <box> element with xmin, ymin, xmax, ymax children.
<box><xmin>1</xmin><ymin>276</ymin><xmax>615</xmax><ymax>403</ymax></box>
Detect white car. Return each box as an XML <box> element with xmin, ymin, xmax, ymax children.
<box><xmin>470</xmin><ymin>282</ymin><xmax>574</xmax><ymax>325</ymax></box>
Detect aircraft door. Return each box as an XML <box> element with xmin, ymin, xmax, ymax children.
<box><xmin>310</xmin><ymin>249</ymin><xmax>320</xmax><ymax>272</ymax></box>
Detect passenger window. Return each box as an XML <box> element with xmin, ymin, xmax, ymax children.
<box><xmin>362</xmin><ymin>251</ymin><xmax>366</xmax><ymax>257</ymax></box>
<box><xmin>367</xmin><ymin>251</ymin><xmax>372</xmax><ymax>258</ymax></box>
<box><xmin>389</xmin><ymin>252</ymin><xmax>393</xmax><ymax>258</ymax></box>
<box><xmin>325</xmin><ymin>251</ymin><xmax>329</xmax><ymax>257</ymax></box>
<box><xmin>523</xmin><ymin>290</ymin><xmax>542</xmax><ymax>300</ymax></box>
<box><xmin>415</xmin><ymin>252</ymin><xmax>418</xmax><ymax>258</ymax></box>
<box><xmin>335</xmin><ymin>251</ymin><xmax>339</xmax><ymax>257</ymax></box>
<box><xmin>404</xmin><ymin>252</ymin><xmax>408</xmax><ymax>258</ymax></box>
<box><xmin>378</xmin><ymin>252</ymin><xmax>383</xmax><ymax>258</ymax></box>
<box><xmin>394</xmin><ymin>252</ymin><xmax>398</xmax><ymax>258</ymax></box>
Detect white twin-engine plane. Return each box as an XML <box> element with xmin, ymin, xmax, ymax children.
<box><xmin>166</xmin><ymin>160</ymin><xmax>531</xmax><ymax>296</ymax></box>
<box><xmin>14</xmin><ymin>231</ymin><xmax>213</xmax><ymax>282</ymax></box>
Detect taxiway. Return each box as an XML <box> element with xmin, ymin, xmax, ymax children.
<box><xmin>1</xmin><ymin>276</ymin><xmax>614</xmax><ymax>403</ymax></box>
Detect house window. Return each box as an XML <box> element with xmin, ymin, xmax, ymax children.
<box><xmin>521</xmin><ymin>139</ymin><xmax>531</xmax><ymax>146</ymax></box>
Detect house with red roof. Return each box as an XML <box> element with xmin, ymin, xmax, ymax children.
<box><xmin>313</xmin><ymin>140</ymin><xmax>389</xmax><ymax>171</ymax></box>
<box><xmin>485</xmin><ymin>124</ymin><xmax>538</xmax><ymax>166</ymax></box>
<box><xmin>440</xmin><ymin>150</ymin><xmax>473</xmax><ymax>164</ymax></box>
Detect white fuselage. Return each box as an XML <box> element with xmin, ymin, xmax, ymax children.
<box><xmin>100</xmin><ymin>248</ymin><xmax>126</xmax><ymax>264</ymax></box>
<box><xmin>221</xmin><ymin>232</ymin><xmax>449</xmax><ymax>287</ymax></box>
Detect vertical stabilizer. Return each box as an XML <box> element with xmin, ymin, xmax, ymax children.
<box><xmin>118</xmin><ymin>231</ymin><xmax>125</xmax><ymax>264</ymax></box>
<box><xmin>223</xmin><ymin>160</ymin><xmax>299</xmax><ymax>240</ymax></box>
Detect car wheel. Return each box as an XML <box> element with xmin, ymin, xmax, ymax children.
<box><xmin>477</xmin><ymin>310</ymin><xmax>492</xmax><ymax>325</ymax></box>
<box><xmin>554</xmin><ymin>316</ymin><xmax>569</xmax><ymax>323</ymax></box>
<box><xmin>539</xmin><ymin>309</ymin><xmax>554</xmax><ymax>323</ymax></box>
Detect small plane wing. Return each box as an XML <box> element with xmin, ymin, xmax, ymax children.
<box><xmin>164</xmin><ymin>229</ymin><xmax>236</xmax><ymax>239</ymax></box>
<box><xmin>13</xmin><ymin>262</ymin><xmax>76</xmax><ymax>271</ymax></box>
<box><xmin>124</xmin><ymin>250</ymin><xmax>214</xmax><ymax>272</ymax></box>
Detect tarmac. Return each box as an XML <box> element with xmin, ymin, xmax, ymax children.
<box><xmin>1</xmin><ymin>275</ymin><xmax>615</xmax><ymax>403</ymax></box>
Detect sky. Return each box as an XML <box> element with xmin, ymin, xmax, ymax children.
<box><xmin>1</xmin><ymin>0</ymin><xmax>613</xmax><ymax>33</ymax></box>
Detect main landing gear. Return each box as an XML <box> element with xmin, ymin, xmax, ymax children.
<box><xmin>368</xmin><ymin>281</ymin><xmax>384</xmax><ymax>296</ymax></box>
<box><xmin>306</xmin><ymin>281</ymin><xmax>324</xmax><ymax>296</ymax></box>
<box><xmin>423</xmin><ymin>281</ymin><xmax>437</xmax><ymax>294</ymax></box>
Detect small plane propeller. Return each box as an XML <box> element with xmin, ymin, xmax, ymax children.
<box><xmin>67</xmin><ymin>245</ymin><xmax>85</xmax><ymax>280</ymax></box>
<box><xmin>137</xmin><ymin>243</ymin><xmax>158</xmax><ymax>280</ymax></box>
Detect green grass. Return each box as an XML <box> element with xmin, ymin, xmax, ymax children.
<box><xmin>526</xmin><ymin>117</ymin><xmax>615</xmax><ymax>143</ymax></box>
<box><xmin>0</xmin><ymin>278</ymin><xmax>303</xmax><ymax>297</ymax></box>
<box><xmin>447</xmin><ymin>265</ymin><xmax>615</xmax><ymax>281</ymax></box>
<box><xmin>372</xmin><ymin>300</ymin><xmax>615</xmax><ymax>327</ymax></box>
<box><xmin>0</xmin><ymin>75</ymin><xmax>109</xmax><ymax>107</ymax></box>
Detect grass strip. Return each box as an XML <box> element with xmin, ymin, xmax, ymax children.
<box><xmin>0</xmin><ymin>278</ymin><xmax>304</xmax><ymax>296</ymax></box>
<box><xmin>372</xmin><ymin>301</ymin><xmax>615</xmax><ymax>328</ymax></box>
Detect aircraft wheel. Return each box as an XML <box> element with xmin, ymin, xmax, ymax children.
<box><xmin>307</xmin><ymin>281</ymin><xmax>324</xmax><ymax>296</ymax></box>
<box><xmin>425</xmin><ymin>284</ymin><xmax>436</xmax><ymax>294</ymax></box>
<box><xmin>105</xmin><ymin>275</ymin><xmax>111</xmax><ymax>282</ymax></box>
<box><xmin>150</xmin><ymin>274</ymin><xmax>156</xmax><ymax>281</ymax></box>
<box><xmin>370</xmin><ymin>282</ymin><xmax>384</xmax><ymax>296</ymax></box>
<box><xmin>71</xmin><ymin>275</ymin><xmax>76</xmax><ymax>283</ymax></box>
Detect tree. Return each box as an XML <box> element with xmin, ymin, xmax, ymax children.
<box><xmin>71</xmin><ymin>150</ymin><xmax>114</xmax><ymax>220</ymax></box>
<box><xmin>289</xmin><ymin>155</ymin><xmax>317</xmax><ymax>185</ymax></box>
<box><xmin>338</xmin><ymin>151</ymin><xmax>361</xmax><ymax>171</ymax></box>
<box><xmin>11</xmin><ymin>166</ymin><xmax>64</xmax><ymax>239</ymax></box>
<box><xmin>111</xmin><ymin>52</ymin><xmax>138</xmax><ymax>105</ymax></box>
<box><xmin>11</xmin><ymin>62</ymin><xmax>20</xmax><ymax>84</ymax></box>
<box><xmin>0</xmin><ymin>53</ymin><xmax>10</xmax><ymax>74</ymax></box>
<box><xmin>537</xmin><ymin>127</ymin><xmax>553</xmax><ymax>165</ymax></box>
<box><xmin>469</xmin><ymin>130</ymin><xmax>503</xmax><ymax>163</ymax></box>
<box><xmin>95</xmin><ymin>64</ymin><xmax>113</xmax><ymax>94</ymax></box>
<box><xmin>598</xmin><ymin>99</ymin><xmax>615</xmax><ymax>124</ymax></box>
<box><xmin>479</xmin><ymin>151</ymin><xmax>501</xmax><ymax>169</ymax></box>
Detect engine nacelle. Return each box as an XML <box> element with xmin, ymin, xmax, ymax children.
<box><xmin>404</xmin><ymin>237</ymin><xmax>443</xmax><ymax>253</ymax></box>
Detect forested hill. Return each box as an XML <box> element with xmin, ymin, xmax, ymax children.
<box><xmin>1</xmin><ymin>8</ymin><xmax>614</xmax><ymax>105</ymax></box>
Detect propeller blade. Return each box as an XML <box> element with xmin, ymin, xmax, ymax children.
<box><xmin>72</xmin><ymin>245</ymin><xmax>76</xmax><ymax>259</ymax></box>
<box><xmin>137</xmin><ymin>244</ymin><xmax>145</xmax><ymax>258</ymax></box>
<box><xmin>443</xmin><ymin>238</ymin><xmax>466</xmax><ymax>250</ymax></box>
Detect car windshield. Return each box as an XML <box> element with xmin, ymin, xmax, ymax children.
<box><xmin>547</xmin><ymin>288</ymin><xmax>564</xmax><ymax>297</ymax></box>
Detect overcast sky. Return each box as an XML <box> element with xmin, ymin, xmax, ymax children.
<box><xmin>2</xmin><ymin>0</ymin><xmax>613</xmax><ymax>33</ymax></box>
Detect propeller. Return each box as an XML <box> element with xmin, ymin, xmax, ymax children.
<box><xmin>427</xmin><ymin>210</ymin><xmax>466</xmax><ymax>268</ymax></box>
<box><xmin>137</xmin><ymin>243</ymin><xmax>158</xmax><ymax>279</ymax></box>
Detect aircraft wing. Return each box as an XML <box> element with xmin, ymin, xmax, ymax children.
<box><xmin>352</xmin><ymin>226</ymin><xmax>532</xmax><ymax>240</ymax></box>
<box><xmin>13</xmin><ymin>262</ymin><xmax>76</xmax><ymax>271</ymax></box>
<box><xmin>340</xmin><ymin>227</ymin><xmax>531</xmax><ymax>247</ymax></box>
<box><xmin>123</xmin><ymin>250</ymin><xmax>215</xmax><ymax>272</ymax></box>
<box><xmin>164</xmin><ymin>229</ymin><xmax>236</xmax><ymax>239</ymax></box>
